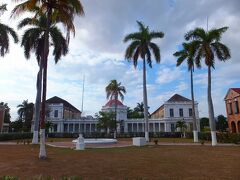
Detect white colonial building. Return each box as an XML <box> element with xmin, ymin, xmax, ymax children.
<box><xmin>125</xmin><ymin>94</ymin><xmax>200</xmax><ymax>133</ymax></box>
<box><xmin>42</xmin><ymin>94</ymin><xmax>200</xmax><ymax>133</ymax></box>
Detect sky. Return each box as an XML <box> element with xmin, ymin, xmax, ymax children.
<box><xmin>0</xmin><ymin>0</ymin><xmax>239</xmax><ymax>120</ymax></box>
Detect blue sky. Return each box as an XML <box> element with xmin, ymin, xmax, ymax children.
<box><xmin>0</xmin><ymin>0</ymin><xmax>239</xmax><ymax>120</ymax></box>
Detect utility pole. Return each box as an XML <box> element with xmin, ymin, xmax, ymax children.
<box><xmin>81</xmin><ymin>75</ymin><xmax>85</xmax><ymax>114</ymax></box>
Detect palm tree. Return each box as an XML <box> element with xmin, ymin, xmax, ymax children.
<box><xmin>123</xmin><ymin>21</ymin><xmax>164</xmax><ymax>141</ymax></box>
<box><xmin>185</xmin><ymin>27</ymin><xmax>231</xmax><ymax>146</ymax></box>
<box><xmin>134</xmin><ymin>102</ymin><xmax>144</xmax><ymax>118</ymax></box>
<box><xmin>18</xmin><ymin>15</ymin><xmax>69</xmax><ymax>144</ymax></box>
<box><xmin>17</xmin><ymin>100</ymin><xmax>34</xmax><ymax>132</ymax></box>
<box><xmin>173</xmin><ymin>42</ymin><xmax>200</xmax><ymax>142</ymax></box>
<box><xmin>0</xmin><ymin>4</ymin><xmax>18</xmax><ymax>57</ymax></box>
<box><xmin>12</xmin><ymin>1</ymin><xmax>84</xmax><ymax>159</ymax></box>
<box><xmin>176</xmin><ymin>120</ymin><xmax>187</xmax><ymax>138</ymax></box>
<box><xmin>106</xmin><ymin>80</ymin><xmax>126</xmax><ymax>138</ymax></box>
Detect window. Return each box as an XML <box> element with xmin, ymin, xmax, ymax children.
<box><xmin>54</xmin><ymin>110</ymin><xmax>58</xmax><ymax>118</ymax></box>
<box><xmin>189</xmin><ymin>108</ymin><xmax>193</xmax><ymax>117</ymax></box>
<box><xmin>170</xmin><ymin>109</ymin><xmax>174</xmax><ymax>117</ymax></box>
<box><xmin>228</xmin><ymin>103</ymin><xmax>233</xmax><ymax>115</ymax></box>
<box><xmin>179</xmin><ymin>108</ymin><xmax>183</xmax><ymax>117</ymax></box>
<box><xmin>234</xmin><ymin>101</ymin><xmax>239</xmax><ymax>114</ymax></box>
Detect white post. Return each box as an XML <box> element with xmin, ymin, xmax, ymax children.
<box><xmin>211</xmin><ymin>131</ymin><xmax>217</xmax><ymax>146</ymax></box>
<box><xmin>193</xmin><ymin>130</ymin><xmax>199</xmax><ymax>142</ymax></box>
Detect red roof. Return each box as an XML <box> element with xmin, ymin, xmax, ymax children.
<box><xmin>105</xmin><ymin>99</ymin><xmax>124</xmax><ymax>107</ymax></box>
<box><xmin>232</xmin><ymin>88</ymin><xmax>240</xmax><ymax>94</ymax></box>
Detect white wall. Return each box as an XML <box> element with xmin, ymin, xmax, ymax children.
<box><xmin>47</xmin><ymin>103</ymin><xmax>64</xmax><ymax>120</ymax></box>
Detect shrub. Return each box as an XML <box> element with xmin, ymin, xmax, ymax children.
<box><xmin>0</xmin><ymin>133</ymin><xmax>32</xmax><ymax>141</ymax></box>
<box><xmin>154</xmin><ymin>139</ymin><xmax>158</xmax><ymax>145</ymax></box>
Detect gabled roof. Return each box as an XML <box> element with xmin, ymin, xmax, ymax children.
<box><xmin>46</xmin><ymin>96</ymin><xmax>81</xmax><ymax>113</ymax></box>
<box><xmin>105</xmin><ymin>99</ymin><xmax>124</xmax><ymax>107</ymax></box>
<box><xmin>232</xmin><ymin>88</ymin><xmax>240</xmax><ymax>94</ymax></box>
<box><xmin>224</xmin><ymin>88</ymin><xmax>240</xmax><ymax>100</ymax></box>
<box><xmin>167</xmin><ymin>94</ymin><xmax>191</xmax><ymax>102</ymax></box>
<box><xmin>150</xmin><ymin>105</ymin><xmax>164</xmax><ymax>116</ymax></box>
<box><xmin>150</xmin><ymin>94</ymin><xmax>191</xmax><ymax>116</ymax></box>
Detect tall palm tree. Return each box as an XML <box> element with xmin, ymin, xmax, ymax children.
<box><xmin>12</xmin><ymin>0</ymin><xmax>84</xmax><ymax>159</ymax></box>
<box><xmin>185</xmin><ymin>27</ymin><xmax>231</xmax><ymax>146</ymax></box>
<box><xmin>106</xmin><ymin>79</ymin><xmax>126</xmax><ymax>138</ymax></box>
<box><xmin>0</xmin><ymin>4</ymin><xmax>18</xmax><ymax>57</ymax></box>
<box><xmin>18</xmin><ymin>15</ymin><xmax>69</xmax><ymax>144</ymax></box>
<box><xmin>173</xmin><ymin>42</ymin><xmax>200</xmax><ymax>142</ymax></box>
<box><xmin>123</xmin><ymin>21</ymin><xmax>164</xmax><ymax>141</ymax></box>
<box><xmin>17</xmin><ymin>100</ymin><xmax>34</xmax><ymax>132</ymax></box>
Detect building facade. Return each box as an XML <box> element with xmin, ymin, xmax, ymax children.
<box><xmin>0</xmin><ymin>105</ymin><xmax>9</xmax><ymax>133</ymax></box>
<box><xmin>126</xmin><ymin>94</ymin><xmax>200</xmax><ymax>133</ymax></box>
<box><xmin>224</xmin><ymin>88</ymin><xmax>240</xmax><ymax>133</ymax></box>
<box><xmin>42</xmin><ymin>94</ymin><xmax>199</xmax><ymax>133</ymax></box>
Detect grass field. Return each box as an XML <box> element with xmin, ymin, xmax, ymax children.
<box><xmin>0</xmin><ymin>144</ymin><xmax>239</xmax><ymax>179</ymax></box>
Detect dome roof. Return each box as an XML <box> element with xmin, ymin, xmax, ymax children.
<box><xmin>105</xmin><ymin>99</ymin><xmax>124</xmax><ymax>107</ymax></box>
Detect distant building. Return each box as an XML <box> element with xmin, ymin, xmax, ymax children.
<box><xmin>224</xmin><ymin>88</ymin><xmax>240</xmax><ymax>133</ymax></box>
<box><xmin>37</xmin><ymin>94</ymin><xmax>200</xmax><ymax>133</ymax></box>
<box><xmin>101</xmin><ymin>99</ymin><xmax>128</xmax><ymax>133</ymax></box>
<box><xmin>0</xmin><ymin>105</ymin><xmax>9</xmax><ymax>133</ymax></box>
<box><xmin>125</xmin><ymin>94</ymin><xmax>200</xmax><ymax>133</ymax></box>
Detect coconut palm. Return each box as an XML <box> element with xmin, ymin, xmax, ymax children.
<box><xmin>0</xmin><ymin>4</ymin><xmax>18</xmax><ymax>57</ymax></box>
<box><xmin>106</xmin><ymin>80</ymin><xmax>126</xmax><ymax>138</ymax></box>
<box><xmin>18</xmin><ymin>15</ymin><xmax>69</xmax><ymax>144</ymax></box>
<box><xmin>123</xmin><ymin>21</ymin><xmax>164</xmax><ymax>141</ymax></box>
<box><xmin>134</xmin><ymin>102</ymin><xmax>144</xmax><ymax>118</ymax></box>
<box><xmin>12</xmin><ymin>0</ymin><xmax>84</xmax><ymax>159</ymax></box>
<box><xmin>185</xmin><ymin>27</ymin><xmax>231</xmax><ymax>146</ymax></box>
<box><xmin>173</xmin><ymin>42</ymin><xmax>200</xmax><ymax>142</ymax></box>
<box><xmin>17</xmin><ymin>100</ymin><xmax>34</xmax><ymax>132</ymax></box>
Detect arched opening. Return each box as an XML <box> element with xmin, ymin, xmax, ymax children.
<box><xmin>231</xmin><ymin>121</ymin><xmax>237</xmax><ymax>133</ymax></box>
<box><xmin>237</xmin><ymin>121</ymin><xmax>240</xmax><ymax>133</ymax></box>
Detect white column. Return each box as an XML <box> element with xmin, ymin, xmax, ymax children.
<box><xmin>73</xmin><ymin>123</ymin><xmax>75</xmax><ymax>132</ymax></box>
<box><xmin>84</xmin><ymin>124</ymin><xmax>86</xmax><ymax>133</ymax></box>
<box><xmin>159</xmin><ymin>123</ymin><xmax>160</xmax><ymax>132</ymax></box>
<box><xmin>67</xmin><ymin>124</ymin><xmax>69</xmax><ymax>132</ymax></box>
<box><xmin>164</xmin><ymin>123</ymin><xmax>167</xmax><ymax>132</ymax></box>
<box><xmin>90</xmin><ymin>123</ymin><xmax>92</xmax><ymax>133</ymax></box>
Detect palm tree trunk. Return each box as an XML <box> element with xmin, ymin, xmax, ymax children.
<box><xmin>39</xmin><ymin>9</ymin><xmax>51</xmax><ymax>159</ymax></box>
<box><xmin>114</xmin><ymin>94</ymin><xmax>117</xmax><ymax>139</ymax></box>
<box><xmin>207</xmin><ymin>66</ymin><xmax>217</xmax><ymax>146</ymax></box>
<box><xmin>190</xmin><ymin>68</ymin><xmax>198</xmax><ymax>142</ymax></box>
<box><xmin>32</xmin><ymin>61</ymin><xmax>43</xmax><ymax>144</ymax></box>
<box><xmin>143</xmin><ymin>57</ymin><xmax>149</xmax><ymax>142</ymax></box>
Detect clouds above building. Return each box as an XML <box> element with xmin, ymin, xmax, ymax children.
<box><xmin>0</xmin><ymin>0</ymin><xmax>239</xmax><ymax>120</ymax></box>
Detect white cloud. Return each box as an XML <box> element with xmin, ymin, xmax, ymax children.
<box><xmin>156</xmin><ymin>67</ymin><xmax>184</xmax><ymax>84</ymax></box>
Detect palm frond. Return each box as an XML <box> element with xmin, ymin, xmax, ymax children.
<box><xmin>123</xmin><ymin>32</ymin><xmax>142</xmax><ymax>42</ymax></box>
<box><xmin>211</xmin><ymin>42</ymin><xmax>231</xmax><ymax>61</ymax></box>
<box><xmin>125</xmin><ymin>40</ymin><xmax>140</xmax><ymax>60</ymax></box>
<box><xmin>149</xmin><ymin>31</ymin><xmax>164</xmax><ymax>40</ymax></box>
<box><xmin>149</xmin><ymin>42</ymin><xmax>160</xmax><ymax>63</ymax></box>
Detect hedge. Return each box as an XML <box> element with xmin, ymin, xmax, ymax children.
<box><xmin>0</xmin><ymin>133</ymin><xmax>32</xmax><ymax>141</ymax></box>
<box><xmin>0</xmin><ymin>132</ymin><xmax>240</xmax><ymax>144</ymax></box>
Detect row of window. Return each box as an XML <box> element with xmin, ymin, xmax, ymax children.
<box><xmin>228</xmin><ymin>101</ymin><xmax>239</xmax><ymax>115</ymax></box>
<box><xmin>169</xmin><ymin>108</ymin><xmax>193</xmax><ymax>117</ymax></box>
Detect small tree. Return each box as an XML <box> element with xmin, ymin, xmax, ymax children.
<box><xmin>216</xmin><ymin>115</ymin><xmax>228</xmax><ymax>132</ymax></box>
<box><xmin>176</xmin><ymin>120</ymin><xmax>187</xmax><ymax>138</ymax></box>
<box><xmin>96</xmin><ymin>111</ymin><xmax>115</xmax><ymax>134</ymax></box>
<box><xmin>200</xmin><ymin>117</ymin><xmax>209</xmax><ymax>131</ymax></box>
